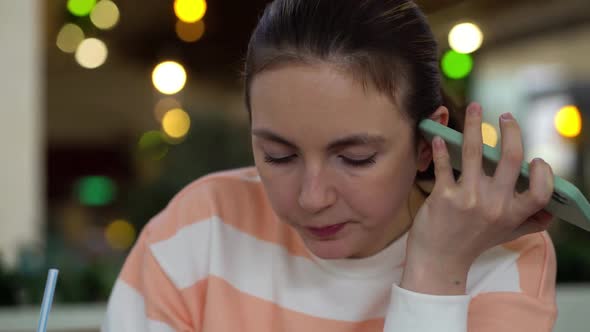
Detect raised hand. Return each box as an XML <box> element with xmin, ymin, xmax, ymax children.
<box><xmin>401</xmin><ymin>102</ymin><xmax>555</xmax><ymax>295</ymax></box>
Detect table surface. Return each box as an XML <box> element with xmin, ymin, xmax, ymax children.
<box><xmin>1</xmin><ymin>284</ymin><xmax>589</xmax><ymax>332</ymax></box>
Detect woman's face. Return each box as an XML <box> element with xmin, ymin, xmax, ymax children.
<box><xmin>250</xmin><ymin>63</ymin><xmax>434</xmax><ymax>259</ymax></box>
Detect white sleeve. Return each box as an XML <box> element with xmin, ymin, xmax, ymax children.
<box><xmin>383</xmin><ymin>284</ymin><xmax>472</xmax><ymax>332</ymax></box>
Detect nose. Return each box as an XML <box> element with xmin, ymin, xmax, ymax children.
<box><xmin>298</xmin><ymin>166</ymin><xmax>337</xmax><ymax>214</ymax></box>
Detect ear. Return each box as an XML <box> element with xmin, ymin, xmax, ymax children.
<box><xmin>416</xmin><ymin>106</ymin><xmax>450</xmax><ymax>172</ymax></box>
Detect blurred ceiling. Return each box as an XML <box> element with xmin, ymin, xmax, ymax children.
<box><xmin>43</xmin><ymin>0</ymin><xmax>590</xmax><ymax>145</ymax></box>
<box><xmin>45</xmin><ymin>1</ymin><xmax>464</xmax><ymax>78</ymax></box>
<box><xmin>46</xmin><ymin>0</ymin><xmax>590</xmax><ymax>82</ymax></box>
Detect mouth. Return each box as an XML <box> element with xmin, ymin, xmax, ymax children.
<box><xmin>304</xmin><ymin>222</ymin><xmax>348</xmax><ymax>238</ymax></box>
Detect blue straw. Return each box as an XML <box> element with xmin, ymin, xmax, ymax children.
<box><xmin>36</xmin><ymin>268</ymin><xmax>59</xmax><ymax>332</ymax></box>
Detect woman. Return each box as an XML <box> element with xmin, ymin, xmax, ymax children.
<box><xmin>102</xmin><ymin>0</ymin><xmax>557</xmax><ymax>331</ymax></box>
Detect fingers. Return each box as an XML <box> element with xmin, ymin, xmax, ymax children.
<box><xmin>461</xmin><ymin>103</ymin><xmax>483</xmax><ymax>190</ymax></box>
<box><xmin>492</xmin><ymin>112</ymin><xmax>524</xmax><ymax>195</ymax></box>
<box><xmin>432</xmin><ymin>136</ymin><xmax>455</xmax><ymax>189</ymax></box>
<box><xmin>514</xmin><ymin>158</ymin><xmax>554</xmax><ymax>222</ymax></box>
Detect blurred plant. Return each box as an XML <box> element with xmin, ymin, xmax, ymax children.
<box><xmin>0</xmin><ymin>258</ymin><xmax>19</xmax><ymax>306</ymax></box>
<box><xmin>0</xmin><ymin>233</ymin><xmax>124</xmax><ymax>306</ymax></box>
<box><xmin>552</xmin><ymin>222</ymin><xmax>590</xmax><ymax>283</ymax></box>
<box><xmin>125</xmin><ymin>109</ymin><xmax>253</xmax><ymax>231</ymax></box>
<box><xmin>1</xmin><ymin>109</ymin><xmax>253</xmax><ymax>305</ymax></box>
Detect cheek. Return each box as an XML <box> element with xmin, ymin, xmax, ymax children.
<box><xmin>344</xmin><ymin>160</ymin><xmax>417</xmax><ymax>222</ymax></box>
<box><xmin>257</xmin><ymin>167</ymin><xmax>300</xmax><ymax>220</ymax></box>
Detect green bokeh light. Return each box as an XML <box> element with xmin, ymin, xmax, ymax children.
<box><xmin>76</xmin><ymin>176</ymin><xmax>116</xmax><ymax>206</ymax></box>
<box><xmin>138</xmin><ymin>130</ymin><xmax>169</xmax><ymax>160</ymax></box>
<box><xmin>67</xmin><ymin>0</ymin><xmax>97</xmax><ymax>17</ymax></box>
<box><xmin>441</xmin><ymin>50</ymin><xmax>473</xmax><ymax>79</ymax></box>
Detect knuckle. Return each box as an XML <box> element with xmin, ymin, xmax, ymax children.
<box><xmin>436</xmin><ymin>187</ymin><xmax>457</xmax><ymax>204</ymax></box>
<box><xmin>440</xmin><ymin>187</ymin><xmax>455</xmax><ymax>200</ymax></box>
<box><xmin>463</xmin><ymin>143</ymin><xmax>482</xmax><ymax>159</ymax></box>
<box><xmin>483</xmin><ymin>201</ymin><xmax>507</xmax><ymax>222</ymax></box>
<box><xmin>530</xmin><ymin>189</ymin><xmax>551</xmax><ymax>208</ymax></box>
<box><xmin>433</xmin><ymin>153</ymin><xmax>449</xmax><ymax>165</ymax></box>
<box><xmin>503</xmin><ymin>149</ymin><xmax>523</xmax><ymax>165</ymax></box>
<box><xmin>458</xmin><ymin>192</ymin><xmax>478</xmax><ymax>211</ymax></box>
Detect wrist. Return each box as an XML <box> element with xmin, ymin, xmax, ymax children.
<box><xmin>400</xmin><ymin>251</ymin><xmax>472</xmax><ymax>296</ymax></box>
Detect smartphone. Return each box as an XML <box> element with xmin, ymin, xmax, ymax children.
<box><xmin>418</xmin><ymin>119</ymin><xmax>590</xmax><ymax>231</ymax></box>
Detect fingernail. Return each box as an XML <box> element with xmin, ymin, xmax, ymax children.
<box><xmin>500</xmin><ymin>112</ymin><xmax>513</xmax><ymax>121</ymax></box>
<box><xmin>469</xmin><ymin>104</ymin><xmax>481</xmax><ymax>116</ymax></box>
<box><xmin>532</xmin><ymin>157</ymin><xmax>545</xmax><ymax>164</ymax></box>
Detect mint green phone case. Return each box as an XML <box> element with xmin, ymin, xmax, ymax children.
<box><xmin>418</xmin><ymin>119</ymin><xmax>590</xmax><ymax>231</ymax></box>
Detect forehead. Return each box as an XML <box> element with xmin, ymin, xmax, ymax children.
<box><xmin>249</xmin><ymin>63</ymin><xmax>410</xmax><ymax>141</ymax></box>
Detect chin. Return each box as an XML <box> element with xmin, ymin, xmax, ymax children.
<box><xmin>301</xmin><ymin>237</ymin><xmax>357</xmax><ymax>259</ymax></box>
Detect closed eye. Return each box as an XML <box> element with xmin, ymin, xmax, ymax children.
<box><xmin>340</xmin><ymin>154</ymin><xmax>377</xmax><ymax>167</ymax></box>
<box><xmin>264</xmin><ymin>154</ymin><xmax>296</xmax><ymax>164</ymax></box>
<box><xmin>263</xmin><ymin>153</ymin><xmax>377</xmax><ymax>167</ymax></box>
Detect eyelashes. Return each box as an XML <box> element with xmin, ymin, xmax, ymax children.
<box><xmin>263</xmin><ymin>154</ymin><xmax>377</xmax><ymax>167</ymax></box>
<box><xmin>264</xmin><ymin>154</ymin><xmax>297</xmax><ymax>164</ymax></box>
<box><xmin>343</xmin><ymin>155</ymin><xmax>377</xmax><ymax>167</ymax></box>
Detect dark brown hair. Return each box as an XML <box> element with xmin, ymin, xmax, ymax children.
<box><xmin>242</xmin><ymin>0</ymin><xmax>464</xmax><ymax>183</ymax></box>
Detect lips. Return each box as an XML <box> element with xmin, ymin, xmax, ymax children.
<box><xmin>305</xmin><ymin>222</ymin><xmax>348</xmax><ymax>238</ymax></box>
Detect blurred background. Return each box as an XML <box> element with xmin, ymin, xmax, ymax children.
<box><xmin>0</xmin><ymin>0</ymin><xmax>589</xmax><ymax>331</ymax></box>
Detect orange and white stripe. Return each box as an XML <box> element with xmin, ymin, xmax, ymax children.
<box><xmin>102</xmin><ymin>167</ymin><xmax>557</xmax><ymax>332</ymax></box>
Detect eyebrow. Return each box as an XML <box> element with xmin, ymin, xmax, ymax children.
<box><xmin>251</xmin><ymin>128</ymin><xmax>386</xmax><ymax>151</ymax></box>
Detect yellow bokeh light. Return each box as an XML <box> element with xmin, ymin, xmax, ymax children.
<box><xmin>152</xmin><ymin>61</ymin><xmax>187</xmax><ymax>95</ymax></box>
<box><xmin>56</xmin><ymin>23</ymin><xmax>85</xmax><ymax>53</ymax></box>
<box><xmin>75</xmin><ymin>38</ymin><xmax>108</xmax><ymax>69</ymax></box>
<box><xmin>555</xmin><ymin>105</ymin><xmax>582</xmax><ymax>138</ymax></box>
<box><xmin>448</xmin><ymin>22</ymin><xmax>484</xmax><ymax>54</ymax></box>
<box><xmin>175</xmin><ymin>20</ymin><xmax>206</xmax><ymax>43</ymax></box>
<box><xmin>481</xmin><ymin>122</ymin><xmax>498</xmax><ymax>147</ymax></box>
<box><xmin>105</xmin><ymin>219</ymin><xmax>136</xmax><ymax>250</ymax></box>
<box><xmin>90</xmin><ymin>0</ymin><xmax>120</xmax><ymax>30</ymax></box>
<box><xmin>174</xmin><ymin>0</ymin><xmax>207</xmax><ymax>23</ymax></box>
<box><xmin>154</xmin><ymin>98</ymin><xmax>182</xmax><ymax>122</ymax></box>
<box><xmin>162</xmin><ymin>108</ymin><xmax>191</xmax><ymax>138</ymax></box>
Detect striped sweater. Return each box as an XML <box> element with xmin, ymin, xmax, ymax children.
<box><xmin>102</xmin><ymin>167</ymin><xmax>557</xmax><ymax>331</ymax></box>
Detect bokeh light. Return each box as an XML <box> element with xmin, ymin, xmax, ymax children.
<box><xmin>75</xmin><ymin>38</ymin><xmax>108</xmax><ymax>69</ymax></box>
<box><xmin>56</xmin><ymin>23</ymin><xmax>85</xmax><ymax>53</ymax></box>
<box><xmin>67</xmin><ymin>0</ymin><xmax>97</xmax><ymax>17</ymax></box>
<box><xmin>90</xmin><ymin>0</ymin><xmax>120</xmax><ymax>30</ymax></box>
<box><xmin>176</xmin><ymin>20</ymin><xmax>206</xmax><ymax>43</ymax></box>
<box><xmin>76</xmin><ymin>176</ymin><xmax>116</xmax><ymax>206</ymax></box>
<box><xmin>152</xmin><ymin>61</ymin><xmax>187</xmax><ymax>95</ymax></box>
<box><xmin>162</xmin><ymin>108</ymin><xmax>191</xmax><ymax>139</ymax></box>
<box><xmin>105</xmin><ymin>219</ymin><xmax>136</xmax><ymax>250</ymax></box>
<box><xmin>174</xmin><ymin>0</ymin><xmax>207</xmax><ymax>23</ymax></box>
<box><xmin>448</xmin><ymin>22</ymin><xmax>484</xmax><ymax>54</ymax></box>
<box><xmin>441</xmin><ymin>50</ymin><xmax>473</xmax><ymax>79</ymax></box>
<box><xmin>154</xmin><ymin>98</ymin><xmax>182</xmax><ymax>122</ymax></box>
<box><xmin>481</xmin><ymin>122</ymin><xmax>498</xmax><ymax>147</ymax></box>
<box><xmin>138</xmin><ymin>131</ymin><xmax>169</xmax><ymax>160</ymax></box>
<box><xmin>554</xmin><ymin>105</ymin><xmax>582</xmax><ymax>138</ymax></box>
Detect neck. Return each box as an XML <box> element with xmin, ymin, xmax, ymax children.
<box><xmin>355</xmin><ymin>181</ymin><xmax>430</xmax><ymax>258</ymax></box>
<box><xmin>393</xmin><ymin>181</ymin><xmax>429</xmax><ymax>243</ymax></box>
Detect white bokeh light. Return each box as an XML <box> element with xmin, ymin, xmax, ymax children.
<box><xmin>448</xmin><ymin>22</ymin><xmax>484</xmax><ymax>54</ymax></box>
<box><xmin>152</xmin><ymin>61</ymin><xmax>187</xmax><ymax>95</ymax></box>
<box><xmin>75</xmin><ymin>38</ymin><xmax>108</xmax><ymax>69</ymax></box>
<box><xmin>90</xmin><ymin>0</ymin><xmax>120</xmax><ymax>30</ymax></box>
